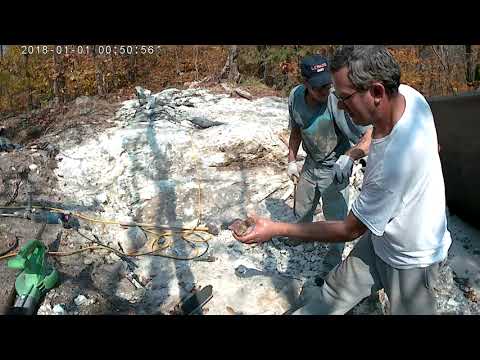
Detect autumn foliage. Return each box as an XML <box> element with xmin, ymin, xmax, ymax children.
<box><xmin>0</xmin><ymin>45</ymin><xmax>478</xmax><ymax>115</ymax></box>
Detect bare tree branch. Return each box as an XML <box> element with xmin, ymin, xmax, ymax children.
<box><xmin>431</xmin><ymin>45</ymin><xmax>456</xmax><ymax>95</ymax></box>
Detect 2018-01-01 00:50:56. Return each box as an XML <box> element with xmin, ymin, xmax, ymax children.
<box><xmin>20</xmin><ymin>45</ymin><xmax>159</xmax><ymax>56</ymax></box>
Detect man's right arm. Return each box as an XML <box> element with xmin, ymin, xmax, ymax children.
<box><xmin>232</xmin><ymin>212</ymin><xmax>368</xmax><ymax>245</ymax></box>
<box><xmin>288</xmin><ymin>125</ymin><xmax>302</xmax><ymax>162</ymax></box>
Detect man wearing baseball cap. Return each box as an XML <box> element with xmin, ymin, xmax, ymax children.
<box><xmin>286</xmin><ymin>54</ymin><xmax>372</xmax><ymax>267</ymax></box>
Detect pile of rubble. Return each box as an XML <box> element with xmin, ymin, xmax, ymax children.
<box><xmin>49</xmin><ymin>86</ymin><xmax>368</xmax><ymax>314</ymax></box>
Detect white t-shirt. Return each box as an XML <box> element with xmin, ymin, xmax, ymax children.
<box><xmin>351</xmin><ymin>84</ymin><xmax>451</xmax><ymax>269</ymax></box>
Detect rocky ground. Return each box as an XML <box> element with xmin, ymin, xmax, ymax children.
<box><xmin>0</xmin><ymin>86</ymin><xmax>478</xmax><ymax>315</ymax></box>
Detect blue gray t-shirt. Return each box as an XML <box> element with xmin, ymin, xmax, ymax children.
<box><xmin>288</xmin><ymin>84</ymin><xmax>369</xmax><ymax>167</ymax></box>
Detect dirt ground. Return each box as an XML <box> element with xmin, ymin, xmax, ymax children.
<box><xmin>0</xmin><ymin>96</ymin><xmax>144</xmax><ymax>315</ymax></box>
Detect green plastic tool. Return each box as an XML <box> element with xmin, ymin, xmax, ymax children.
<box><xmin>7</xmin><ymin>239</ymin><xmax>59</xmax><ymax>315</ymax></box>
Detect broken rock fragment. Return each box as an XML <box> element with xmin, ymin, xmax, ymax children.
<box><xmin>228</xmin><ymin>217</ymin><xmax>256</xmax><ymax>237</ymax></box>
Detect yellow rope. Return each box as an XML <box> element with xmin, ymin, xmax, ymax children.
<box><xmin>44</xmin><ymin>207</ymin><xmax>210</xmax><ymax>232</ymax></box>
<box><xmin>0</xmin><ymin>150</ymin><xmax>212</xmax><ymax>262</ymax></box>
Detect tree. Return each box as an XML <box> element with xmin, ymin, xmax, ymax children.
<box><xmin>431</xmin><ymin>45</ymin><xmax>456</xmax><ymax>95</ymax></box>
<box><xmin>23</xmin><ymin>52</ymin><xmax>33</xmax><ymax>110</ymax></box>
<box><xmin>174</xmin><ymin>46</ymin><xmax>182</xmax><ymax>75</ymax></box>
<box><xmin>53</xmin><ymin>51</ymin><xmax>66</xmax><ymax>104</ymax></box>
<box><xmin>465</xmin><ymin>45</ymin><xmax>474</xmax><ymax>86</ymax></box>
<box><xmin>127</xmin><ymin>51</ymin><xmax>136</xmax><ymax>83</ymax></box>
<box><xmin>0</xmin><ymin>46</ymin><xmax>4</xmax><ymax>98</ymax></box>
<box><xmin>257</xmin><ymin>45</ymin><xmax>268</xmax><ymax>82</ymax></box>
<box><xmin>219</xmin><ymin>45</ymin><xmax>240</xmax><ymax>83</ymax></box>
<box><xmin>193</xmin><ymin>45</ymin><xmax>199</xmax><ymax>81</ymax></box>
<box><xmin>92</xmin><ymin>46</ymin><xmax>106</xmax><ymax>96</ymax></box>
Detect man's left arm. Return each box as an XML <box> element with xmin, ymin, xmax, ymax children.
<box><xmin>333</xmin><ymin>127</ymin><xmax>372</xmax><ymax>185</ymax></box>
<box><xmin>345</xmin><ymin>126</ymin><xmax>373</xmax><ymax>161</ymax></box>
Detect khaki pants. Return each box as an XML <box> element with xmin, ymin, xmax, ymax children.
<box><xmin>290</xmin><ymin>232</ymin><xmax>441</xmax><ymax>315</ymax></box>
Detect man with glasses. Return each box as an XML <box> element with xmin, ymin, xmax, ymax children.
<box><xmin>286</xmin><ymin>54</ymin><xmax>372</xmax><ymax>267</ymax></box>
<box><xmin>234</xmin><ymin>46</ymin><xmax>451</xmax><ymax>315</ymax></box>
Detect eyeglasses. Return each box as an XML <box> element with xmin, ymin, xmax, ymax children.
<box><xmin>333</xmin><ymin>90</ymin><xmax>359</xmax><ymax>103</ymax></box>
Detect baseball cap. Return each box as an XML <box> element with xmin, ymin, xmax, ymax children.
<box><xmin>300</xmin><ymin>55</ymin><xmax>332</xmax><ymax>88</ymax></box>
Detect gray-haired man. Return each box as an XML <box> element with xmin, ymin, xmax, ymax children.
<box><xmin>236</xmin><ymin>46</ymin><xmax>451</xmax><ymax>315</ymax></box>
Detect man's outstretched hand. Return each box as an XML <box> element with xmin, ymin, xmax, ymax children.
<box><xmin>232</xmin><ymin>215</ymin><xmax>278</xmax><ymax>244</ymax></box>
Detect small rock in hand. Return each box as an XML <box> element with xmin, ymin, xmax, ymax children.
<box><xmin>228</xmin><ymin>217</ymin><xmax>256</xmax><ymax>237</ymax></box>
